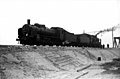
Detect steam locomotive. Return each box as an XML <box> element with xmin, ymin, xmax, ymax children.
<box><xmin>16</xmin><ymin>19</ymin><xmax>102</xmax><ymax>48</ymax></box>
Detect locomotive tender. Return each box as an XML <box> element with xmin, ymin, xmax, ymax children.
<box><xmin>16</xmin><ymin>19</ymin><xmax>102</xmax><ymax>48</ymax></box>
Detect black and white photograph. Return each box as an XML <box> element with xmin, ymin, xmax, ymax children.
<box><xmin>0</xmin><ymin>0</ymin><xmax>120</xmax><ymax>79</ymax></box>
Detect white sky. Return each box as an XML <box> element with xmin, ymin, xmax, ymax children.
<box><xmin>0</xmin><ymin>0</ymin><xmax>120</xmax><ymax>47</ymax></box>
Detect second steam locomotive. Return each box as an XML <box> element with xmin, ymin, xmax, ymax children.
<box><xmin>16</xmin><ymin>19</ymin><xmax>102</xmax><ymax>48</ymax></box>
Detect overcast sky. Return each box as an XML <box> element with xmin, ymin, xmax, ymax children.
<box><xmin>0</xmin><ymin>0</ymin><xmax>120</xmax><ymax>47</ymax></box>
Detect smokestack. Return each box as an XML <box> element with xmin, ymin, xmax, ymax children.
<box><xmin>27</xmin><ymin>19</ymin><xmax>30</xmax><ymax>25</ymax></box>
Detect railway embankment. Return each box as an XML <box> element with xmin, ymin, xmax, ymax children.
<box><xmin>0</xmin><ymin>45</ymin><xmax>120</xmax><ymax>79</ymax></box>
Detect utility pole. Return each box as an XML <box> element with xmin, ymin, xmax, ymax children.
<box><xmin>112</xmin><ymin>27</ymin><xmax>114</xmax><ymax>48</ymax></box>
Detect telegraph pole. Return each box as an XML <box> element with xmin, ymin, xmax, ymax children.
<box><xmin>112</xmin><ymin>27</ymin><xmax>114</xmax><ymax>48</ymax></box>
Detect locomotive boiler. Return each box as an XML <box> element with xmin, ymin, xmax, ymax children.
<box><xmin>16</xmin><ymin>19</ymin><xmax>102</xmax><ymax>48</ymax></box>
